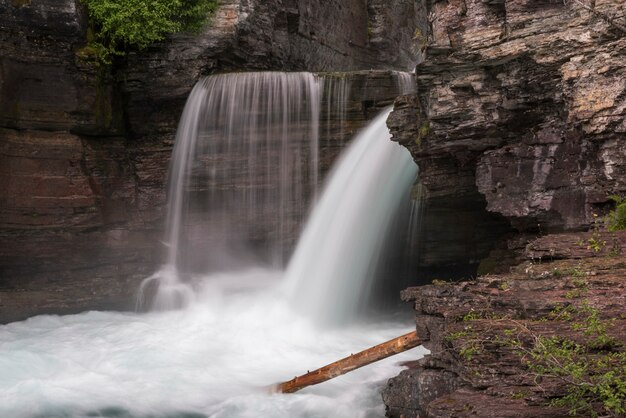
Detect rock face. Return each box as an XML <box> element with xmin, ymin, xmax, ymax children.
<box><xmin>122</xmin><ymin>0</ymin><xmax>423</xmax><ymax>143</ymax></box>
<box><xmin>0</xmin><ymin>0</ymin><xmax>421</xmax><ymax>322</ymax></box>
<box><xmin>384</xmin><ymin>230</ymin><xmax>626</xmax><ymax>418</ymax></box>
<box><xmin>384</xmin><ymin>1</ymin><xmax>626</xmax><ymax>416</ymax></box>
<box><xmin>389</xmin><ymin>0</ymin><xmax>626</xmax><ymax>273</ymax></box>
<box><xmin>390</xmin><ymin>0</ymin><xmax>626</xmax><ymax>231</ymax></box>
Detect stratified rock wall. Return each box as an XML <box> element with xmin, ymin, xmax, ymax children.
<box><xmin>385</xmin><ymin>1</ymin><xmax>626</xmax><ymax>416</ymax></box>
<box><xmin>393</xmin><ymin>0</ymin><xmax>626</xmax><ymax>234</ymax></box>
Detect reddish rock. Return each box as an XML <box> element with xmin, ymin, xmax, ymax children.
<box><xmin>384</xmin><ymin>230</ymin><xmax>626</xmax><ymax>417</ymax></box>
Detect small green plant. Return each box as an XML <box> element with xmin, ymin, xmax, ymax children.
<box><xmin>587</xmin><ymin>236</ymin><xmax>606</xmax><ymax>254</ymax></box>
<box><xmin>81</xmin><ymin>0</ymin><xmax>219</xmax><ymax>64</ymax></box>
<box><xmin>459</xmin><ymin>344</ymin><xmax>481</xmax><ymax>360</ymax></box>
<box><xmin>443</xmin><ymin>299</ymin><xmax>624</xmax><ymax>416</ymax></box>
<box><xmin>607</xmin><ymin>195</ymin><xmax>626</xmax><ymax>232</ymax></box>
<box><xmin>608</xmin><ymin>238</ymin><xmax>622</xmax><ymax>257</ymax></box>
<box><xmin>462</xmin><ymin>309</ymin><xmax>483</xmax><ymax>321</ymax></box>
<box><xmin>520</xmin><ymin>303</ymin><xmax>624</xmax><ymax>417</ymax></box>
<box><xmin>565</xmin><ymin>277</ymin><xmax>589</xmax><ymax>299</ymax></box>
<box><xmin>509</xmin><ymin>391</ymin><xmax>527</xmax><ymax>400</ymax></box>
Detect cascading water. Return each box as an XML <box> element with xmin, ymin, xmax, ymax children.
<box><xmin>0</xmin><ymin>71</ymin><xmax>428</xmax><ymax>418</ymax></box>
<box><xmin>140</xmin><ymin>71</ymin><xmax>416</xmax><ymax>312</ymax></box>
<box><xmin>285</xmin><ymin>108</ymin><xmax>418</xmax><ymax>325</ymax></box>
<box><xmin>139</xmin><ymin>72</ymin><xmax>322</xmax><ymax>310</ymax></box>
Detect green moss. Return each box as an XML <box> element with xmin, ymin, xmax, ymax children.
<box><xmin>11</xmin><ymin>0</ymin><xmax>31</xmax><ymax>6</ymax></box>
<box><xmin>414</xmin><ymin>121</ymin><xmax>430</xmax><ymax>146</ymax></box>
<box><xmin>477</xmin><ymin>256</ymin><xmax>497</xmax><ymax>276</ymax></box>
<box><xmin>412</xmin><ymin>28</ymin><xmax>428</xmax><ymax>51</ymax></box>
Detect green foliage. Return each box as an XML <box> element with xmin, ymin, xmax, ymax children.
<box><xmin>462</xmin><ymin>309</ymin><xmax>483</xmax><ymax>322</ymax></box>
<box><xmin>414</xmin><ymin>121</ymin><xmax>430</xmax><ymax>146</ymax></box>
<box><xmin>80</xmin><ymin>0</ymin><xmax>219</xmax><ymax>64</ymax></box>
<box><xmin>459</xmin><ymin>344</ymin><xmax>481</xmax><ymax>360</ymax></box>
<box><xmin>587</xmin><ymin>236</ymin><xmax>606</xmax><ymax>254</ymax></box>
<box><xmin>565</xmin><ymin>277</ymin><xmax>588</xmax><ymax>299</ymax></box>
<box><xmin>445</xmin><ymin>328</ymin><xmax>472</xmax><ymax>342</ymax></box>
<box><xmin>523</xmin><ymin>303</ymin><xmax>624</xmax><ymax>417</ymax></box>
<box><xmin>607</xmin><ymin>195</ymin><xmax>626</xmax><ymax>232</ymax></box>
<box><xmin>449</xmin><ymin>301</ymin><xmax>624</xmax><ymax>416</ymax></box>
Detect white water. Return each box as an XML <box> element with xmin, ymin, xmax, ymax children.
<box><xmin>163</xmin><ymin>72</ymin><xmax>322</xmax><ymax>270</ymax></box>
<box><xmin>140</xmin><ymin>71</ymin><xmax>416</xmax><ymax>312</ymax></box>
<box><xmin>285</xmin><ymin>109</ymin><xmax>418</xmax><ymax>325</ymax></box>
<box><xmin>0</xmin><ymin>269</ymin><xmax>427</xmax><ymax>417</ymax></box>
<box><xmin>139</xmin><ymin>72</ymin><xmax>323</xmax><ymax>310</ymax></box>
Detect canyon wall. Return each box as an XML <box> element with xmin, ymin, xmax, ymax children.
<box><xmin>0</xmin><ymin>0</ymin><xmax>421</xmax><ymax>322</ymax></box>
<box><xmin>389</xmin><ymin>0</ymin><xmax>626</xmax><ymax>275</ymax></box>
<box><xmin>385</xmin><ymin>0</ymin><xmax>625</xmax><ymax>416</ymax></box>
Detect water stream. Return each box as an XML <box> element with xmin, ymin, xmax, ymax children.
<box><xmin>0</xmin><ymin>71</ymin><xmax>425</xmax><ymax>417</ymax></box>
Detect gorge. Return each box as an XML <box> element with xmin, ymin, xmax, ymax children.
<box><xmin>1</xmin><ymin>0</ymin><xmax>625</xmax><ymax>417</ymax></box>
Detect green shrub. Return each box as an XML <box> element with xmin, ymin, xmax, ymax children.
<box><xmin>81</xmin><ymin>0</ymin><xmax>219</xmax><ymax>64</ymax></box>
<box><xmin>607</xmin><ymin>195</ymin><xmax>626</xmax><ymax>232</ymax></box>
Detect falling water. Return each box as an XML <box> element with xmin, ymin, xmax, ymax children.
<box><xmin>285</xmin><ymin>108</ymin><xmax>418</xmax><ymax>324</ymax></box>
<box><xmin>324</xmin><ymin>75</ymin><xmax>352</xmax><ymax>146</ymax></box>
<box><xmin>139</xmin><ymin>72</ymin><xmax>322</xmax><ymax>310</ymax></box>
<box><xmin>140</xmin><ymin>71</ymin><xmax>416</xmax><ymax>311</ymax></box>
<box><xmin>392</xmin><ymin>70</ymin><xmax>416</xmax><ymax>95</ymax></box>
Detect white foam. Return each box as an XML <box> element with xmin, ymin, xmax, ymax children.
<box><xmin>0</xmin><ymin>270</ymin><xmax>426</xmax><ymax>417</ymax></box>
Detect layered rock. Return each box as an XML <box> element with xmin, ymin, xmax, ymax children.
<box><xmin>390</xmin><ymin>0</ymin><xmax>626</xmax><ymax>273</ymax></box>
<box><xmin>384</xmin><ymin>229</ymin><xmax>626</xmax><ymax>417</ymax></box>
<box><xmin>392</xmin><ymin>0</ymin><xmax>626</xmax><ymax>231</ymax></box>
<box><xmin>385</xmin><ymin>1</ymin><xmax>626</xmax><ymax>415</ymax></box>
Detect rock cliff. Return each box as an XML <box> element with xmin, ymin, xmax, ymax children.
<box><xmin>384</xmin><ymin>0</ymin><xmax>626</xmax><ymax>416</ymax></box>
<box><xmin>389</xmin><ymin>0</ymin><xmax>626</xmax><ymax>273</ymax></box>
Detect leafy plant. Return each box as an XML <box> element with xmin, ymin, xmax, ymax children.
<box><xmin>521</xmin><ymin>304</ymin><xmax>624</xmax><ymax>417</ymax></box>
<box><xmin>80</xmin><ymin>0</ymin><xmax>219</xmax><ymax>64</ymax></box>
<box><xmin>587</xmin><ymin>236</ymin><xmax>606</xmax><ymax>254</ymax></box>
<box><xmin>607</xmin><ymin>195</ymin><xmax>626</xmax><ymax>232</ymax></box>
<box><xmin>449</xmin><ymin>301</ymin><xmax>624</xmax><ymax>417</ymax></box>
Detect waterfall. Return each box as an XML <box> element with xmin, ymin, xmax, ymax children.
<box><xmin>284</xmin><ymin>108</ymin><xmax>418</xmax><ymax>325</ymax></box>
<box><xmin>139</xmin><ymin>71</ymin><xmax>418</xmax><ymax>315</ymax></box>
<box><xmin>139</xmin><ymin>72</ymin><xmax>323</xmax><ymax>310</ymax></box>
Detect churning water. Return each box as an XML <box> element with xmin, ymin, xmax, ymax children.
<box><xmin>0</xmin><ymin>72</ymin><xmax>425</xmax><ymax>417</ymax></box>
<box><xmin>0</xmin><ymin>270</ymin><xmax>427</xmax><ymax>417</ymax></box>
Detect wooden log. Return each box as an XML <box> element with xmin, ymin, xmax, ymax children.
<box><xmin>272</xmin><ymin>330</ymin><xmax>420</xmax><ymax>394</ymax></box>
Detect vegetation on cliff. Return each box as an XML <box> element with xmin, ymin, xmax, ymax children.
<box><xmin>607</xmin><ymin>196</ymin><xmax>626</xmax><ymax>232</ymax></box>
<box><xmin>80</xmin><ymin>0</ymin><xmax>219</xmax><ymax>63</ymax></box>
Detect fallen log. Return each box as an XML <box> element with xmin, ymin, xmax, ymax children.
<box><xmin>272</xmin><ymin>330</ymin><xmax>420</xmax><ymax>394</ymax></box>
